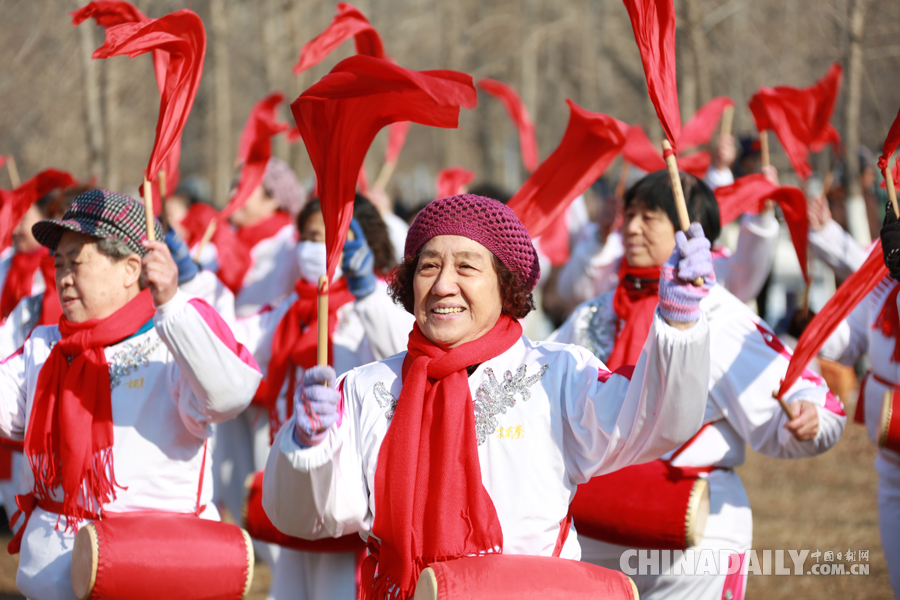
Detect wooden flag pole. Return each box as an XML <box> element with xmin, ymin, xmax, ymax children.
<box><xmin>194</xmin><ymin>220</ymin><xmax>217</xmax><ymax>261</ymax></box>
<box><xmin>760</xmin><ymin>130</ymin><xmax>770</xmax><ymax>168</ymax></box>
<box><xmin>886</xmin><ymin>156</ymin><xmax>899</xmax><ymax>219</ymax></box>
<box><xmin>614</xmin><ymin>161</ymin><xmax>631</xmax><ymax>199</ymax></box>
<box><xmin>661</xmin><ymin>140</ymin><xmax>704</xmax><ymax>287</ymax></box>
<box><xmin>720</xmin><ymin>105</ymin><xmax>734</xmax><ymax>138</ymax></box>
<box><xmin>373</xmin><ymin>160</ymin><xmax>397</xmax><ymax>193</ymax></box>
<box><xmin>6</xmin><ymin>155</ymin><xmax>20</xmax><ymax>188</ymax></box>
<box><xmin>317</xmin><ymin>275</ymin><xmax>329</xmax><ymax>367</ymax></box>
<box><xmin>142</xmin><ymin>177</ymin><xmax>156</xmax><ymax>242</ymax></box>
<box><xmin>158</xmin><ymin>169</ymin><xmax>169</xmax><ymax>234</ymax></box>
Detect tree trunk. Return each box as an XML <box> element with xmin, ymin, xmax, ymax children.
<box><xmin>682</xmin><ymin>0</ymin><xmax>711</xmax><ymax>120</ymax></box>
<box><xmin>259</xmin><ymin>0</ymin><xmax>289</xmax><ymax>162</ymax></box>
<box><xmin>210</xmin><ymin>0</ymin><xmax>232</xmax><ymax>208</ymax></box>
<box><xmin>77</xmin><ymin>16</ymin><xmax>105</xmax><ymax>183</ymax></box>
<box><xmin>844</xmin><ymin>0</ymin><xmax>869</xmax><ymax>244</ymax></box>
<box><xmin>104</xmin><ymin>57</ymin><xmax>121</xmax><ymax>192</ymax></box>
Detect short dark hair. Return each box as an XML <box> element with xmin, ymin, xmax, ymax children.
<box><xmin>387</xmin><ymin>251</ymin><xmax>534</xmax><ymax>319</ymax></box>
<box><xmin>624</xmin><ymin>170</ymin><xmax>721</xmax><ymax>242</ymax></box>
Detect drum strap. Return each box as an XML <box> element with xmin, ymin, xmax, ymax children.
<box><xmin>552</xmin><ymin>513</ymin><xmax>572</xmax><ymax>558</ymax></box>
<box><xmin>663</xmin><ymin>421</ymin><xmax>729</xmax><ymax>478</ymax></box>
<box><xmin>7</xmin><ymin>439</ymin><xmax>210</xmax><ymax>554</ymax></box>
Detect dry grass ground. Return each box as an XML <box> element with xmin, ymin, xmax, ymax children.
<box><xmin>0</xmin><ymin>398</ymin><xmax>892</xmax><ymax>599</ymax></box>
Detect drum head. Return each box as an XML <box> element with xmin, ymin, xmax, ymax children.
<box><xmin>241</xmin><ymin>528</ymin><xmax>255</xmax><ymax>598</ymax></box>
<box><xmin>71</xmin><ymin>523</ymin><xmax>99</xmax><ymax>600</ymax></box>
<box><xmin>879</xmin><ymin>390</ymin><xmax>893</xmax><ymax>448</ymax></box>
<box><xmin>686</xmin><ymin>477</ymin><xmax>710</xmax><ymax>548</ymax></box>
<box><xmin>413</xmin><ymin>566</ymin><xmax>439</xmax><ymax>600</ymax></box>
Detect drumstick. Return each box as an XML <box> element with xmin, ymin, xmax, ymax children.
<box><xmin>661</xmin><ymin>140</ymin><xmax>703</xmax><ymax>287</ymax></box>
<box><xmin>317</xmin><ymin>275</ymin><xmax>329</xmax><ymax>367</ymax></box>
<box><xmin>142</xmin><ymin>177</ymin><xmax>155</xmax><ymax>242</ymax></box>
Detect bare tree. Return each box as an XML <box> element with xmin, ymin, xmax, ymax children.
<box><xmin>76</xmin><ymin>15</ymin><xmax>105</xmax><ymax>182</ymax></box>
<box><xmin>844</xmin><ymin>0</ymin><xmax>870</xmax><ymax>243</ymax></box>
<box><xmin>210</xmin><ymin>0</ymin><xmax>232</xmax><ymax>207</ymax></box>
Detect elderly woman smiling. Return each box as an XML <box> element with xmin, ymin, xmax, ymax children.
<box><xmin>263</xmin><ymin>194</ymin><xmax>714</xmax><ymax>600</ymax></box>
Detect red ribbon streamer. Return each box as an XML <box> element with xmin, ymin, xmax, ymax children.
<box><xmin>477</xmin><ymin>78</ymin><xmax>539</xmax><ymax>173</ymax></box>
<box><xmin>293</xmin><ymin>2</ymin><xmax>385</xmax><ymax>74</ymax></box>
<box><xmin>435</xmin><ymin>167</ymin><xmax>474</xmax><ymax>200</ymax></box>
<box><xmin>0</xmin><ymin>169</ymin><xmax>79</xmax><ymax>250</ymax></box>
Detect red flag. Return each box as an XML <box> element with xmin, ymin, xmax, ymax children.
<box><xmin>879</xmin><ymin>105</ymin><xmax>900</xmax><ymax>190</ymax></box>
<box><xmin>385</xmin><ymin>121</ymin><xmax>411</xmax><ymax>166</ymax></box>
<box><xmin>622</xmin><ymin>0</ymin><xmax>681</xmax><ymax>150</ymax></box>
<box><xmin>777</xmin><ymin>242</ymin><xmax>888</xmax><ymax>401</ymax></box>
<box><xmin>92</xmin><ymin>10</ymin><xmax>205</xmax><ymax>183</ymax></box>
<box><xmin>293</xmin><ymin>3</ymin><xmax>385</xmax><ymax>74</ymax></box>
<box><xmin>477</xmin><ymin>79</ymin><xmax>539</xmax><ymax>172</ymax></box>
<box><xmin>0</xmin><ymin>169</ymin><xmax>79</xmax><ymax>249</ymax></box>
<box><xmin>749</xmin><ymin>63</ymin><xmax>843</xmax><ymax>179</ymax></box>
<box><xmin>220</xmin><ymin>93</ymin><xmax>289</xmax><ymax>223</ymax></box>
<box><xmin>435</xmin><ymin>167</ymin><xmax>474</xmax><ymax>199</ymax></box>
<box><xmin>0</xmin><ymin>156</ymin><xmax>5</xmax><ymax>170</ymax></box>
<box><xmin>291</xmin><ymin>55</ymin><xmax>477</xmax><ymax>282</ymax></box>
<box><xmin>357</xmin><ymin>165</ymin><xmax>370</xmax><ymax>195</ymax></box>
<box><xmin>620</xmin><ymin>124</ymin><xmax>708</xmax><ymax>177</ymax></box>
<box><xmin>679</xmin><ymin>96</ymin><xmax>735</xmax><ymax>150</ymax></box>
<box><xmin>713</xmin><ymin>173</ymin><xmax>809</xmax><ymax>282</ymax></box>
<box><xmin>179</xmin><ymin>203</ymin><xmax>252</xmax><ymax>294</ymax></box>
<box><xmin>71</xmin><ymin>1</ymin><xmax>169</xmax><ymax>95</ymax></box>
<box><xmin>508</xmin><ymin>100</ymin><xmax>626</xmax><ymax>240</ymax></box>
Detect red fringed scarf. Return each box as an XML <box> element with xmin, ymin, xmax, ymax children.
<box><xmin>255</xmin><ymin>278</ymin><xmax>355</xmax><ymax>432</ymax></box>
<box><xmin>37</xmin><ymin>254</ymin><xmax>62</xmax><ymax>327</ymax></box>
<box><xmin>236</xmin><ymin>211</ymin><xmax>293</xmax><ymax>252</ymax></box>
<box><xmin>362</xmin><ymin>317</ymin><xmax>520</xmax><ymax>600</ymax></box>
<box><xmin>875</xmin><ymin>282</ymin><xmax>900</xmax><ymax>363</ymax></box>
<box><xmin>25</xmin><ymin>290</ymin><xmax>156</xmax><ymax>527</ymax></box>
<box><xmin>606</xmin><ymin>262</ymin><xmax>661</xmax><ymax>371</ymax></box>
<box><xmin>0</xmin><ymin>249</ymin><xmax>48</xmax><ymax>321</ymax></box>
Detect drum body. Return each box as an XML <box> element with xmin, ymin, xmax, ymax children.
<box><xmin>71</xmin><ymin>513</ymin><xmax>253</xmax><ymax>600</ymax></box>
<box><xmin>413</xmin><ymin>555</ymin><xmax>638</xmax><ymax>600</ymax></box>
<box><xmin>879</xmin><ymin>390</ymin><xmax>900</xmax><ymax>453</ymax></box>
<box><xmin>570</xmin><ymin>459</ymin><xmax>709</xmax><ymax>550</ymax></box>
<box><xmin>243</xmin><ymin>471</ymin><xmax>365</xmax><ymax>552</ymax></box>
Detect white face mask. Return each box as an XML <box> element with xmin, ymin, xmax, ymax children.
<box><xmin>296</xmin><ymin>241</ymin><xmax>341</xmax><ymax>284</ymax></box>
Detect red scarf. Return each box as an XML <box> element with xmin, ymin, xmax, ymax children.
<box><xmin>235</xmin><ymin>211</ymin><xmax>293</xmax><ymax>251</ymax></box>
<box><xmin>25</xmin><ymin>290</ymin><xmax>156</xmax><ymax>527</ymax></box>
<box><xmin>255</xmin><ymin>278</ymin><xmax>355</xmax><ymax>431</ymax></box>
<box><xmin>37</xmin><ymin>254</ymin><xmax>62</xmax><ymax>327</ymax></box>
<box><xmin>362</xmin><ymin>316</ymin><xmax>521</xmax><ymax>600</ymax></box>
<box><xmin>606</xmin><ymin>262</ymin><xmax>660</xmax><ymax>371</ymax></box>
<box><xmin>875</xmin><ymin>282</ymin><xmax>900</xmax><ymax>363</ymax></box>
<box><xmin>0</xmin><ymin>248</ymin><xmax>48</xmax><ymax>321</ymax></box>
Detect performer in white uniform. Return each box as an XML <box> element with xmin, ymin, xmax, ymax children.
<box><xmin>263</xmin><ymin>193</ymin><xmax>715</xmax><ymax>600</ymax></box>
<box><xmin>819</xmin><ymin>201</ymin><xmax>900</xmax><ymax>597</ymax></box>
<box><xmin>0</xmin><ymin>190</ymin><xmax>261</xmax><ymax>600</ymax></box>
<box><xmin>233</xmin><ymin>196</ymin><xmax>414</xmax><ymax>600</ymax></box>
<box><xmin>551</xmin><ymin>170</ymin><xmax>846</xmax><ymax>600</ymax></box>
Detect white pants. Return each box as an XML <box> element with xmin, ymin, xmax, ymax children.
<box><xmin>877</xmin><ymin>452</ymin><xmax>900</xmax><ymax>599</ymax></box>
<box><xmin>268</xmin><ymin>548</ymin><xmax>358</xmax><ymax>600</ymax></box>
<box><xmin>579</xmin><ymin>469</ymin><xmax>752</xmax><ymax>600</ymax></box>
<box><xmin>212</xmin><ymin>406</ymin><xmax>280</xmax><ymax>568</ymax></box>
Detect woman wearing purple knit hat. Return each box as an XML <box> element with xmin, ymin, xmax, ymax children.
<box><xmin>263</xmin><ymin>193</ymin><xmax>715</xmax><ymax>599</ymax></box>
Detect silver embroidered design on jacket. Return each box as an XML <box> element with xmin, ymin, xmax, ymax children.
<box><xmin>578</xmin><ymin>293</ymin><xmax>617</xmax><ymax>363</ymax></box>
<box><xmin>109</xmin><ymin>337</ymin><xmax>160</xmax><ymax>389</ymax></box>
<box><xmin>373</xmin><ymin>382</ymin><xmax>398</xmax><ymax>420</ymax></box>
<box><xmin>474</xmin><ymin>364</ymin><xmax>548</xmax><ymax>445</ymax></box>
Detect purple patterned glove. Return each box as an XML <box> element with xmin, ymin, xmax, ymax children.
<box><xmin>294</xmin><ymin>366</ymin><xmax>340</xmax><ymax>447</ymax></box>
<box><xmin>658</xmin><ymin>222</ymin><xmax>716</xmax><ymax>323</ymax></box>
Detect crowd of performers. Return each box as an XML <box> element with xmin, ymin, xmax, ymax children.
<box><xmin>4</xmin><ymin>3</ymin><xmax>900</xmax><ymax>600</ymax></box>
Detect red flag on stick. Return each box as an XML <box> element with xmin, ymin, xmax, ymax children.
<box><xmin>713</xmin><ymin>173</ymin><xmax>809</xmax><ymax>282</ymax></box>
<box><xmin>293</xmin><ymin>3</ymin><xmax>385</xmax><ymax>74</ymax></box>
<box><xmin>622</xmin><ymin>0</ymin><xmax>681</xmax><ymax>150</ymax></box>
<box><xmin>0</xmin><ymin>169</ymin><xmax>79</xmax><ymax>249</ymax></box>
<box><xmin>776</xmin><ymin>242</ymin><xmax>888</xmax><ymax>401</ymax></box>
<box><xmin>291</xmin><ymin>55</ymin><xmax>477</xmax><ymax>283</ymax></box>
<box><xmin>879</xmin><ymin>105</ymin><xmax>900</xmax><ymax>198</ymax></box>
<box><xmin>749</xmin><ymin>63</ymin><xmax>843</xmax><ymax>180</ymax></box>
<box><xmin>220</xmin><ymin>92</ymin><xmax>289</xmax><ymax>223</ymax></box>
<box><xmin>435</xmin><ymin>167</ymin><xmax>474</xmax><ymax>199</ymax></box>
<box><xmin>508</xmin><ymin>100</ymin><xmax>626</xmax><ymax>240</ymax></box>
<box><xmin>620</xmin><ymin>124</ymin><xmax>709</xmax><ymax>178</ymax></box>
<box><xmin>385</xmin><ymin>121</ymin><xmax>411</xmax><ymax>166</ymax></box>
<box><xmin>477</xmin><ymin>79</ymin><xmax>539</xmax><ymax>173</ymax></box>
<box><xmin>679</xmin><ymin>96</ymin><xmax>736</xmax><ymax>150</ymax></box>
<box><xmin>92</xmin><ymin>9</ymin><xmax>205</xmax><ymax>184</ymax></box>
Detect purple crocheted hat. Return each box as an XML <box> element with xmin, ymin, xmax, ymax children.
<box><xmin>405</xmin><ymin>194</ymin><xmax>540</xmax><ymax>291</ymax></box>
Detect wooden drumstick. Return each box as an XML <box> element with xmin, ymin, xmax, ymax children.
<box><xmin>661</xmin><ymin>140</ymin><xmax>704</xmax><ymax>287</ymax></box>
<box><xmin>317</xmin><ymin>275</ymin><xmax>329</xmax><ymax>367</ymax></box>
<box><xmin>142</xmin><ymin>177</ymin><xmax>155</xmax><ymax>242</ymax></box>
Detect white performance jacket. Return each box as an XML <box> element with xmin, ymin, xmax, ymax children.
<box><xmin>821</xmin><ymin>276</ymin><xmax>900</xmax><ymax>464</ymax></box>
<box><xmin>0</xmin><ymin>291</ymin><xmax>261</xmax><ymax>600</ymax></box>
<box><xmin>551</xmin><ymin>284</ymin><xmax>846</xmax><ymax>470</ymax></box>
<box><xmin>263</xmin><ymin>312</ymin><xmax>711</xmax><ymax>560</ymax></box>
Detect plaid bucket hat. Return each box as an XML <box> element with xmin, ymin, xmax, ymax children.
<box><xmin>32</xmin><ymin>189</ymin><xmax>164</xmax><ymax>257</ymax></box>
